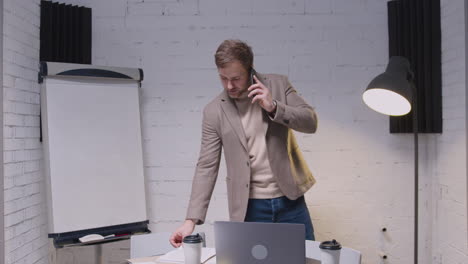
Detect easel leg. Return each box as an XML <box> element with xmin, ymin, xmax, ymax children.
<box><xmin>48</xmin><ymin>239</ymin><xmax>57</xmax><ymax>264</ymax></box>
<box><xmin>96</xmin><ymin>244</ymin><xmax>103</xmax><ymax>264</ymax></box>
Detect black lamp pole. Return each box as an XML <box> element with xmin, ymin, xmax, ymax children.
<box><xmin>410</xmin><ymin>80</ymin><xmax>418</xmax><ymax>264</ymax></box>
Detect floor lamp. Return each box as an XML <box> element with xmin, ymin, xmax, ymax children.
<box><xmin>362</xmin><ymin>56</ymin><xmax>419</xmax><ymax>264</ymax></box>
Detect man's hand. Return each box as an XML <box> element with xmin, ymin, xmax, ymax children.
<box><xmin>247</xmin><ymin>75</ymin><xmax>276</xmax><ymax>113</ymax></box>
<box><xmin>169</xmin><ymin>219</ymin><xmax>196</xmax><ymax>247</ymax></box>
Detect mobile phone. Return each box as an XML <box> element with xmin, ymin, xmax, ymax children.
<box><xmin>249</xmin><ymin>68</ymin><xmax>257</xmax><ymax>85</ymax></box>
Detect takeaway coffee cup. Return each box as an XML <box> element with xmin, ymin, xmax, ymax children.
<box><xmin>319</xmin><ymin>239</ymin><xmax>342</xmax><ymax>264</ymax></box>
<box><xmin>183</xmin><ymin>233</ymin><xmax>203</xmax><ymax>264</ymax></box>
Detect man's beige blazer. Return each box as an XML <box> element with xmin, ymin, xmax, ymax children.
<box><xmin>186</xmin><ymin>73</ymin><xmax>318</xmax><ymax>224</ymax></box>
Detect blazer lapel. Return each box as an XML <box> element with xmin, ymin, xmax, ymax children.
<box><xmin>220</xmin><ymin>92</ymin><xmax>248</xmax><ymax>152</ymax></box>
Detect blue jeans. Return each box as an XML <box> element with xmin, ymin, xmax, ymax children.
<box><xmin>244</xmin><ymin>196</ymin><xmax>315</xmax><ymax>240</ymax></box>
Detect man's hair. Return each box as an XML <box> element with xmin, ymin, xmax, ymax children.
<box><xmin>214</xmin><ymin>39</ymin><xmax>253</xmax><ymax>70</ymax></box>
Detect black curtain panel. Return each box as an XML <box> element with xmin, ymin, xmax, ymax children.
<box><xmin>40</xmin><ymin>1</ymin><xmax>91</xmax><ymax>64</ymax></box>
<box><xmin>387</xmin><ymin>0</ymin><xmax>442</xmax><ymax>133</ymax></box>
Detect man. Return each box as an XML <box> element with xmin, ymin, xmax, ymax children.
<box><xmin>170</xmin><ymin>39</ymin><xmax>318</xmax><ymax>247</ymax></box>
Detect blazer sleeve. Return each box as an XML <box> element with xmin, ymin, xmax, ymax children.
<box><xmin>271</xmin><ymin>76</ymin><xmax>318</xmax><ymax>133</ymax></box>
<box><xmin>185</xmin><ymin>105</ymin><xmax>222</xmax><ymax>224</ymax></box>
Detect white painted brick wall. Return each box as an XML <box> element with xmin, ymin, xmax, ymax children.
<box><xmin>3</xmin><ymin>1</ymin><xmax>48</xmax><ymax>264</ymax></box>
<box><xmin>434</xmin><ymin>1</ymin><xmax>468</xmax><ymax>264</ymax></box>
<box><xmin>44</xmin><ymin>0</ymin><xmax>468</xmax><ymax>264</ymax></box>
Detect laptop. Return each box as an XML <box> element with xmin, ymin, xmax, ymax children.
<box><xmin>214</xmin><ymin>221</ymin><xmax>305</xmax><ymax>264</ymax></box>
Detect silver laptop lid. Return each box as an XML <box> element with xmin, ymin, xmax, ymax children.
<box><xmin>214</xmin><ymin>221</ymin><xmax>305</xmax><ymax>264</ymax></box>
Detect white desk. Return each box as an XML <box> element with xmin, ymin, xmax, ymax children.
<box><xmin>128</xmin><ymin>240</ymin><xmax>360</xmax><ymax>264</ymax></box>
<box><xmin>127</xmin><ymin>249</ymin><xmax>321</xmax><ymax>264</ymax></box>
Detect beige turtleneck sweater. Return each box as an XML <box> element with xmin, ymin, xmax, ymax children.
<box><xmin>235</xmin><ymin>98</ymin><xmax>284</xmax><ymax>199</ymax></box>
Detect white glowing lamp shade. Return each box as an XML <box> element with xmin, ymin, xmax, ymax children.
<box><xmin>362</xmin><ymin>88</ymin><xmax>411</xmax><ymax>116</ymax></box>
<box><xmin>363</xmin><ymin>56</ymin><xmax>413</xmax><ymax>117</ymax></box>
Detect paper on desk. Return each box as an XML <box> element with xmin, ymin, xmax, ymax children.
<box><xmin>157</xmin><ymin>247</ymin><xmax>216</xmax><ymax>264</ymax></box>
<box><xmin>205</xmin><ymin>256</ymin><xmax>216</xmax><ymax>264</ymax></box>
<box><xmin>127</xmin><ymin>256</ymin><xmax>158</xmax><ymax>264</ymax></box>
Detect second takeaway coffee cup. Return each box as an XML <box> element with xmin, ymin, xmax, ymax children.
<box><xmin>319</xmin><ymin>239</ymin><xmax>342</xmax><ymax>264</ymax></box>
<box><xmin>183</xmin><ymin>233</ymin><xmax>203</xmax><ymax>264</ymax></box>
